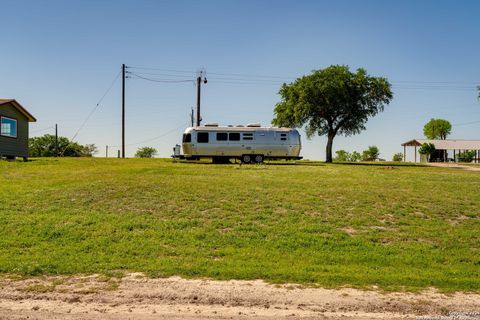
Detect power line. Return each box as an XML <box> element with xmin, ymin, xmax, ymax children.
<box><xmin>126</xmin><ymin>65</ymin><xmax>480</xmax><ymax>89</ymax></box>
<box><xmin>30</xmin><ymin>125</ymin><xmax>55</xmax><ymax>134</ymax></box>
<box><xmin>128</xmin><ymin>64</ymin><xmax>480</xmax><ymax>82</ymax></box>
<box><xmin>208</xmin><ymin>71</ymin><xmax>289</xmax><ymax>80</ymax></box>
<box><xmin>128</xmin><ymin>72</ymin><xmax>195</xmax><ymax>83</ymax></box>
<box><xmin>206</xmin><ymin>80</ymin><xmax>477</xmax><ymax>89</ymax></box>
<box><xmin>392</xmin><ymin>86</ymin><xmax>476</xmax><ymax>91</ymax></box>
<box><xmin>128</xmin><ymin>66</ymin><xmax>292</xmax><ymax>79</ymax></box>
<box><xmin>109</xmin><ymin>122</ymin><xmax>189</xmax><ymax>148</ymax></box>
<box><xmin>208</xmin><ymin>79</ymin><xmax>476</xmax><ymax>88</ymax></box>
<box><xmin>207</xmin><ymin>76</ymin><xmax>283</xmax><ymax>83</ymax></box>
<box><xmin>392</xmin><ymin>84</ymin><xmax>476</xmax><ymax>89</ymax></box>
<box><xmin>392</xmin><ymin>80</ymin><xmax>479</xmax><ymax>85</ymax></box>
<box><xmin>59</xmin><ymin>70</ymin><xmax>121</xmax><ymax>156</ymax></box>
<box><xmin>71</xmin><ymin>70</ymin><xmax>122</xmax><ymax>142</ymax></box>
<box><xmin>127</xmin><ymin>66</ymin><xmax>195</xmax><ymax>74</ymax></box>
<box><xmin>128</xmin><ymin>71</ymin><xmax>196</xmax><ymax>78</ymax></box>
<box><xmin>452</xmin><ymin>120</ymin><xmax>480</xmax><ymax>127</ymax></box>
<box><xmin>208</xmin><ymin>80</ymin><xmax>281</xmax><ymax>86</ymax></box>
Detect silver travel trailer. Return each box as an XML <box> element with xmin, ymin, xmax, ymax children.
<box><xmin>181</xmin><ymin>123</ymin><xmax>302</xmax><ymax>163</ymax></box>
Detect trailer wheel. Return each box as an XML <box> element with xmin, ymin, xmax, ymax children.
<box><xmin>254</xmin><ymin>154</ymin><xmax>264</xmax><ymax>163</ymax></box>
<box><xmin>241</xmin><ymin>154</ymin><xmax>252</xmax><ymax>164</ymax></box>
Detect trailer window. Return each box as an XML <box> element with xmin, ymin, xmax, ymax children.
<box><xmin>197</xmin><ymin>132</ymin><xmax>209</xmax><ymax>143</ymax></box>
<box><xmin>243</xmin><ymin>133</ymin><xmax>254</xmax><ymax>140</ymax></box>
<box><xmin>229</xmin><ymin>132</ymin><xmax>240</xmax><ymax>141</ymax></box>
<box><xmin>280</xmin><ymin>133</ymin><xmax>287</xmax><ymax>141</ymax></box>
<box><xmin>182</xmin><ymin>133</ymin><xmax>191</xmax><ymax>143</ymax></box>
<box><xmin>216</xmin><ymin>132</ymin><xmax>228</xmax><ymax>141</ymax></box>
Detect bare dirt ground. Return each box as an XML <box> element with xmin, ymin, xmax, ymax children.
<box><xmin>428</xmin><ymin>163</ymin><xmax>480</xmax><ymax>171</ymax></box>
<box><xmin>0</xmin><ymin>273</ymin><xmax>479</xmax><ymax>320</ymax></box>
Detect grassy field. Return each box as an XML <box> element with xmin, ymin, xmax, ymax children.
<box><xmin>0</xmin><ymin>158</ymin><xmax>479</xmax><ymax>292</ymax></box>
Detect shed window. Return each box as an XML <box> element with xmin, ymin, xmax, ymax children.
<box><xmin>197</xmin><ymin>132</ymin><xmax>209</xmax><ymax>143</ymax></box>
<box><xmin>0</xmin><ymin>117</ymin><xmax>17</xmax><ymax>138</ymax></box>
<box><xmin>229</xmin><ymin>132</ymin><xmax>240</xmax><ymax>141</ymax></box>
<box><xmin>216</xmin><ymin>132</ymin><xmax>228</xmax><ymax>141</ymax></box>
<box><xmin>182</xmin><ymin>133</ymin><xmax>191</xmax><ymax>143</ymax></box>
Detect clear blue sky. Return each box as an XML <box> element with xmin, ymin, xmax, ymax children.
<box><xmin>1</xmin><ymin>0</ymin><xmax>479</xmax><ymax>160</ymax></box>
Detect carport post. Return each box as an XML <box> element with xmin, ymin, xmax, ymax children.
<box><xmin>403</xmin><ymin>145</ymin><xmax>406</xmax><ymax>162</ymax></box>
<box><xmin>414</xmin><ymin>146</ymin><xmax>417</xmax><ymax>163</ymax></box>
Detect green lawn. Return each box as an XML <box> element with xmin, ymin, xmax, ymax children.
<box><xmin>0</xmin><ymin>158</ymin><xmax>479</xmax><ymax>292</ymax></box>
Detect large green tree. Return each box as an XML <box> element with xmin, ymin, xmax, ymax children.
<box><xmin>423</xmin><ymin>118</ymin><xmax>452</xmax><ymax>140</ymax></box>
<box><xmin>272</xmin><ymin>65</ymin><xmax>392</xmax><ymax>162</ymax></box>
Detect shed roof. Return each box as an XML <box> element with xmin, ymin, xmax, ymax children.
<box><xmin>0</xmin><ymin>99</ymin><xmax>36</xmax><ymax>122</ymax></box>
<box><xmin>402</xmin><ymin>139</ymin><xmax>480</xmax><ymax>150</ymax></box>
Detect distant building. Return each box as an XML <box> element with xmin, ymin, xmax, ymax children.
<box><xmin>401</xmin><ymin>139</ymin><xmax>480</xmax><ymax>163</ymax></box>
<box><xmin>0</xmin><ymin>99</ymin><xmax>37</xmax><ymax>160</ymax></box>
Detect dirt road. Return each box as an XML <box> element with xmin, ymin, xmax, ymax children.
<box><xmin>0</xmin><ymin>273</ymin><xmax>478</xmax><ymax>319</ymax></box>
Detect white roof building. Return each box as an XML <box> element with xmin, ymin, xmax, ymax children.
<box><xmin>401</xmin><ymin>139</ymin><xmax>480</xmax><ymax>162</ymax></box>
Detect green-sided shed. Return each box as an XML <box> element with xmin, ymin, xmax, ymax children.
<box><xmin>0</xmin><ymin>99</ymin><xmax>37</xmax><ymax>160</ymax></box>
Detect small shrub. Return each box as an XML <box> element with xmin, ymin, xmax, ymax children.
<box><xmin>135</xmin><ymin>147</ymin><xmax>157</xmax><ymax>158</ymax></box>
<box><xmin>362</xmin><ymin>146</ymin><xmax>380</xmax><ymax>161</ymax></box>
<box><xmin>334</xmin><ymin>150</ymin><xmax>350</xmax><ymax>162</ymax></box>
<box><xmin>457</xmin><ymin>150</ymin><xmax>475</xmax><ymax>163</ymax></box>
<box><xmin>418</xmin><ymin>143</ymin><xmax>436</xmax><ymax>162</ymax></box>
<box><xmin>349</xmin><ymin>151</ymin><xmax>362</xmax><ymax>162</ymax></box>
<box><xmin>392</xmin><ymin>153</ymin><xmax>403</xmax><ymax>162</ymax></box>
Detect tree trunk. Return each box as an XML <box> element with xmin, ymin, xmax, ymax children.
<box><xmin>325</xmin><ymin>132</ymin><xmax>335</xmax><ymax>163</ymax></box>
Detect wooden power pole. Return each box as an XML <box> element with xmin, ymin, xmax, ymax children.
<box><xmin>122</xmin><ymin>64</ymin><xmax>126</xmax><ymax>158</ymax></box>
<box><xmin>196</xmin><ymin>71</ymin><xmax>207</xmax><ymax>127</ymax></box>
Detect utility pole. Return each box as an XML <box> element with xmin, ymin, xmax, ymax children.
<box><xmin>106</xmin><ymin>145</ymin><xmax>108</xmax><ymax>158</ymax></box>
<box><xmin>190</xmin><ymin>107</ymin><xmax>195</xmax><ymax>127</ymax></box>
<box><xmin>122</xmin><ymin>63</ymin><xmax>126</xmax><ymax>158</ymax></box>
<box><xmin>55</xmin><ymin>124</ymin><xmax>58</xmax><ymax>157</ymax></box>
<box><xmin>196</xmin><ymin>70</ymin><xmax>207</xmax><ymax>127</ymax></box>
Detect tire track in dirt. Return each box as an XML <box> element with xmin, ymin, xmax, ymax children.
<box><xmin>0</xmin><ymin>273</ymin><xmax>478</xmax><ymax>319</ymax></box>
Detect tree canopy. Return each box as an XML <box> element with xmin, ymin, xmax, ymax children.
<box><xmin>272</xmin><ymin>65</ymin><xmax>392</xmax><ymax>162</ymax></box>
<box><xmin>135</xmin><ymin>147</ymin><xmax>157</xmax><ymax>158</ymax></box>
<box><xmin>423</xmin><ymin>119</ymin><xmax>452</xmax><ymax>140</ymax></box>
<box><xmin>392</xmin><ymin>153</ymin><xmax>403</xmax><ymax>162</ymax></box>
<box><xmin>334</xmin><ymin>150</ymin><xmax>350</xmax><ymax>162</ymax></box>
<box><xmin>362</xmin><ymin>145</ymin><xmax>380</xmax><ymax>161</ymax></box>
<box><xmin>350</xmin><ymin>151</ymin><xmax>362</xmax><ymax>162</ymax></box>
<box><xmin>333</xmin><ymin>150</ymin><xmax>363</xmax><ymax>162</ymax></box>
<box><xmin>457</xmin><ymin>150</ymin><xmax>475</xmax><ymax>163</ymax></box>
<box><xmin>418</xmin><ymin>143</ymin><xmax>436</xmax><ymax>162</ymax></box>
<box><xmin>29</xmin><ymin>134</ymin><xmax>97</xmax><ymax>157</ymax></box>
